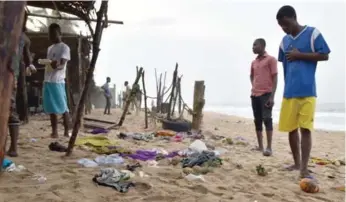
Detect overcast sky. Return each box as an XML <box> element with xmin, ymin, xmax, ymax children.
<box><xmin>93</xmin><ymin>0</ymin><xmax>345</xmax><ymax>107</ymax></box>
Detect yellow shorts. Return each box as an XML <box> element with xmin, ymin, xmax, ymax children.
<box><xmin>278</xmin><ymin>97</ymin><xmax>316</xmax><ymax>132</ymax></box>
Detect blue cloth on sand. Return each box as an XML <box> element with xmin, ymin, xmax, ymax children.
<box><xmin>43</xmin><ymin>82</ymin><xmax>69</xmax><ymax>114</ymax></box>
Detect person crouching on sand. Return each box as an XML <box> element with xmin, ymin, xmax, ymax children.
<box><xmin>43</xmin><ymin>23</ymin><xmax>71</xmax><ymax>138</ymax></box>
<box><xmin>250</xmin><ymin>38</ymin><xmax>278</xmax><ymax>156</ymax></box>
<box><xmin>276</xmin><ymin>5</ymin><xmax>330</xmax><ymax>178</ymax></box>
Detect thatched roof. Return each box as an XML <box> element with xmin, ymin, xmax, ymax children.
<box><xmin>27</xmin><ymin>1</ymin><xmax>95</xmax><ymax>21</ymax></box>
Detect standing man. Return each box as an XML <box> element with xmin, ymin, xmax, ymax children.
<box><xmin>7</xmin><ymin>12</ymin><xmax>36</xmax><ymax>157</ymax></box>
<box><xmin>276</xmin><ymin>5</ymin><xmax>330</xmax><ymax>178</ymax></box>
<box><xmin>250</xmin><ymin>38</ymin><xmax>278</xmax><ymax>156</ymax></box>
<box><xmin>133</xmin><ymin>83</ymin><xmax>142</xmax><ymax>116</ymax></box>
<box><xmin>101</xmin><ymin>77</ymin><xmax>112</xmax><ymax>115</ymax></box>
<box><xmin>43</xmin><ymin>23</ymin><xmax>71</xmax><ymax>138</ymax></box>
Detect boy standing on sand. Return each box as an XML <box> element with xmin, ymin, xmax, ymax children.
<box><xmin>250</xmin><ymin>38</ymin><xmax>278</xmax><ymax>156</ymax></box>
<box><xmin>43</xmin><ymin>23</ymin><xmax>71</xmax><ymax>138</ymax></box>
<box><xmin>276</xmin><ymin>5</ymin><xmax>330</xmax><ymax>178</ymax></box>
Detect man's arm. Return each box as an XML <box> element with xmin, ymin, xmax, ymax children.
<box><xmin>269</xmin><ymin>57</ymin><xmax>278</xmax><ymax>98</ymax></box>
<box><xmin>23</xmin><ymin>34</ymin><xmax>33</xmax><ymax>66</ymax></box>
<box><xmin>250</xmin><ymin>62</ymin><xmax>254</xmax><ymax>84</ymax></box>
<box><xmin>297</xmin><ymin>28</ymin><xmax>330</xmax><ymax>62</ymax></box>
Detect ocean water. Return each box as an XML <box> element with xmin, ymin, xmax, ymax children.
<box><xmin>205</xmin><ymin>104</ymin><xmax>345</xmax><ymax>132</ymax></box>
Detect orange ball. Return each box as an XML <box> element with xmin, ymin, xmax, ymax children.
<box><xmin>300</xmin><ymin>178</ymin><xmax>320</xmax><ymax>193</ymax></box>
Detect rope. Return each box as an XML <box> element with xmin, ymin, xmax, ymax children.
<box><xmin>139</xmin><ymin>82</ymin><xmax>173</xmax><ymax>100</ymax></box>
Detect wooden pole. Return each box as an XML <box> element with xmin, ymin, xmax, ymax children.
<box><xmin>157</xmin><ymin>73</ymin><xmax>162</xmax><ymax>113</ymax></box>
<box><xmin>161</xmin><ymin>71</ymin><xmax>167</xmax><ymax>102</ymax></box>
<box><xmin>0</xmin><ymin>1</ymin><xmax>26</xmax><ymax>171</ymax></box>
<box><xmin>118</xmin><ymin>67</ymin><xmax>143</xmax><ymax>126</ymax></box>
<box><xmin>191</xmin><ymin>81</ymin><xmax>205</xmax><ymax>130</ymax></box>
<box><xmin>167</xmin><ymin>63</ymin><xmax>178</xmax><ymax>120</ymax></box>
<box><xmin>141</xmin><ymin>71</ymin><xmax>148</xmax><ymax>129</ymax></box>
<box><xmin>66</xmin><ymin>1</ymin><xmax>108</xmax><ymax>156</ymax></box>
<box><xmin>172</xmin><ymin>77</ymin><xmax>181</xmax><ymax>116</ymax></box>
<box><xmin>27</xmin><ymin>13</ymin><xmax>124</xmax><ymax>25</ymax></box>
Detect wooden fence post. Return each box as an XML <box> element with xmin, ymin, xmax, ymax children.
<box><xmin>191</xmin><ymin>81</ymin><xmax>205</xmax><ymax>130</ymax></box>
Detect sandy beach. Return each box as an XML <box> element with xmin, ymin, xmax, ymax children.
<box><xmin>0</xmin><ymin>109</ymin><xmax>344</xmax><ymax>202</ymax></box>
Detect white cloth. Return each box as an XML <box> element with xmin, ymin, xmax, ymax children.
<box><xmin>44</xmin><ymin>42</ymin><xmax>70</xmax><ymax>83</ymax></box>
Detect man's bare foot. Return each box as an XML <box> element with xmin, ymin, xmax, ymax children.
<box><xmin>7</xmin><ymin>150</ymin><xmax>18</xmax><ymax>157</ymax></box>
<box><xmin>51</xmin><ymin>133</ymin><xmax>58</xmax><ymax>138</ymax></box>
<box><xmin>282</xmin><ymin>164</ymin><xmax>300</xmax><ymax>171</ymax></box>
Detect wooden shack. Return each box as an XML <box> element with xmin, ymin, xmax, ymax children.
<box><xmin>23</xmin><ymin>32</ymin><xmax>91</xmax><ymax>114</ymax></box>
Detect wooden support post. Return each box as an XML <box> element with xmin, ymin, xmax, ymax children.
<box><xmin>191</xmin><ymin>81</ymin><xmax>205</xmax><ymax>130</ymax></box>
<box><xmin>66</xmin><ymin>1</ymin><xmax>108</xmax><ymax>156</ymax></box>
<box><xmin>172</xmin><ymin>77</ymin><xmax>181</xmax><ymax>116</ymax></box>
<box><xmin>118</xmin><ymin>67</ymin><xmax>143</xmax><ymax>126</ymax></box>
<box><xmin>177</xmin><ymin>78</ymin><xmax>182</xmax><ymax>114</ymax></box>
<box><xmin>0</xmin><ymin>1</ymin><xmax>26</xmax><ymax>170</ymax></box>
<box><xmin>141</xmin><ymin>71</ymin><xmax>148</xmax><ymax>129</ymax></box>
<box><xmin>167</xmin><ymin>63</ymin><xmax>178</xmax><ymax>120</ymax></box>
<box><xmin>157</xmin><ymin>73</ymin><xmax>162</xmax><ymax>113</ymax></box>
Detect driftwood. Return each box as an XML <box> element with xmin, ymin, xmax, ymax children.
<box><xmin>117</xmin><ymin>67</ymin><xmax>144</xmax><ymax>126</ymax></box>
<box><xmin>191</xmin><ymin>81</ymin><xmax>205</xmax><ymax>130</ymax></box>
<box><xmin>167</xmin><ymin>63</ymin><xmax>178</xmax><ymax>120</ymax></box>
<box><xmin>66</xmin><ymin>1</ymin><xmax>108</xmax><ymax>156</ymax></box>
<box><xmin>141</xmin><ymin>71</ymin><xmax>148</xmax><ymax>129</ymax></box>
<box><xmin>0</xmin><ymin>1</ymin><xmax>26</xmax><ymax>170</ymax></box>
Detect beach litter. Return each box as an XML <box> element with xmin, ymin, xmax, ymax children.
<box><xmin>92</xmin><ymin>168</ymin><xmax>135</xmax><ymax>193</ymax></box>
<box><xmin>91</xmin><ymin>128</ymin><xmax>109</xmax><ymax>134</ymax></box>
<box><xmin>185</xmin><ymin>174</ymin><xmax>206</xmax><ymax>182</ymax></box>
<box><xmin>118</xmin><ymin>132</ymin><xmax>155</xmax><ymax>142</ymax></box>
<box><xmin>120</xmin><ymin>149</ymin><xmax>178</xmax><ymax>161</ymax></box>
<box><xmin>181</xmin><ymin>150</ymin><xmax>222</xmax><ymax>168</ymax></box>
<box><xmin>32</xmin><ymin>174</ymin><xmax>47</xmax><ymax>183</ymax></box>
<box><xmin>49</xmin><ymin>142</ymin><xmax>67</xmax><ymax>152</ymax></box>
<box><xmin>95</xmin><ymin>154</ymin><xmax>124</xmax><ymax>166</ymax></box>
<box><xmin>77</xmin><ymin>158</ymin><xmax>99</xmax><ymax>168</ymax></box>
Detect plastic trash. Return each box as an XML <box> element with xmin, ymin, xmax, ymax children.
<box><xmin>94</xmin><ymin>154</ymin><xmax>124</xmax><ymax>166</ymax></box>
<box><xmin>139</xmin><ymin>171</ymin><xmax>149</xmax><ymax>178</ymax></box>
<box><xmin>189</xmin><ymin>140</ymin><xmax>208</xmax><ymax>153</ymax></box>
<box><xmin>213</xmin><ymin>148</ymin><xmax>228</xmax><ymax>156</ymax></box>
<box><xmin>185</xmin><ymin>174</ymin><xmax>206</xmax><ymax>182</ymax></box>
<box><xmin>32</xmin><ymin>174</ymin><xmax>47</xmax><ymax>183</ymax></box>
<box><xmin>120</xmin><ymin>170</ymin><xmax>135</xmax><ymax>178</ymax></box>
<box><xmin>77</xmin><ymin>158</ymin><xmax>98</xmax><ymax>167</ymax></box>
<box><xmin>147</xmin><ymin>160</ymin><xmax>159</xmax><ymax>167</ymax></box>
<box><xmin>2</xmin><ymin>158</ymin><xmax>13</xmax><ymax>169</ymax></box>
<box><xmin>6</xmin><ymin>164</ymin><xmax>26</xmax><ymax>172</ymax></box>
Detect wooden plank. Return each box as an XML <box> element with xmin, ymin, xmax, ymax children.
<box><xmin>84</xmin><ymin>117</ymin><xmax>116</xmax><ymax>125</ymax></box>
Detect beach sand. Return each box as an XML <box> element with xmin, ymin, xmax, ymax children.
<box><xmin>0</xmin><ymin>109</ymin><xmax>344</xmax><ymax>202</ymax></box>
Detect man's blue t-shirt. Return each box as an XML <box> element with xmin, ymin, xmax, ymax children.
<box><xmin>278</xmin><ymin>26</ymin><xmax>331</xmax><ymax>98</ymax></box>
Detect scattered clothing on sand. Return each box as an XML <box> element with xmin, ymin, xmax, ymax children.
<box><xmin>92</xmin><ymin>168</ymin><xmax>135</xmax><ymax>193</ymax></box>
<box><xmin>95</xmin><ymin>154</ymin><xmax>124</xmax><ymax>166</ymax></box>
<box><xmin>49</xmin><ymin>142</ymin><xmax>67</xmax><ymax>152</ymax></box>
<box><xmin>310</xmin><ymin>157</ymin><xmax>333</xmax><ymax>165</ymax></box>
<box><xmin>126</xmin><ymin>162</ymin><xmax>142</xmax><ymax>171</ymax></box>
<box><xmin>182</xmin><ymin>151</ymin><xmax>222</xmax><ymax>168</ymax></box>
<box><xmin>1</xmin><ymin>158</ymin><xmax>13</xmax><ymax>170</ymax></box>
<box><xmin>75</xmin><ymin>136</ymin><xmax>123</xmax><ymax>154</ymax></box>
<box><xmin>118</xmin><ymin>132</ymin><xmax>155</xmax><ymax>142</ymax></box>
<box><xmin>156</xmin><ymin>130</ymin><xmax>176</xmax><ymax>137</ymax></box>
<box><xmin>91</xmin><ymin>128</ymin><xmax>109</xmax><ymax>134</ymax></box>
<box><xmin>121</xmin><ymin>149</ymin><xmax>179</xmax><ymax>161</ymax></box>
